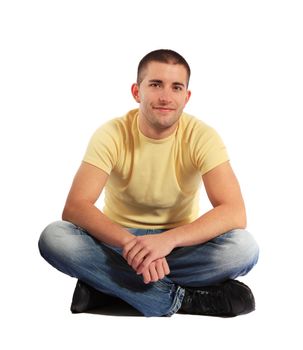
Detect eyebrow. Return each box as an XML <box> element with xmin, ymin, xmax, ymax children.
<box><xmin>148</xmin><ymin>79</ymin><xmax>185</xmax><ymax>87</ymax></box>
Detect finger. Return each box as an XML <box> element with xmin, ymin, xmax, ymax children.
<box><xmin>155</xmin><ymin>259</ymin><xmax>165</xmax><ymax>279</ymax></box>
<box><xmin>162</xmin><ymin>258</ymin><xmax>170</xmax><ymax>275</ymax></box>
<box><xmin>122</xmin><ymin>238</ymin><xmax>137</xmax><ymax>260</ymax></box>
<box><xmin>131</xmin><ymin>248</ymin><xmax>150</xmax><ymax>271</ymax></box>
<box><xmin>137</xmin><ymin>254</ymin><xmax>156</xmax><ymax>274</ymax></box>
<box><xmin>142</xmin><ymin>268</ymin><xmax>151</xmax><ymax>284</ymax></box>
<box><xmin>126</xmin><ymin>245</ymin><xmax>143</xmax><ymax>266</ymax></box>
<box><xmin>148</xmin><ymin>262</ymin><xmax>159</xmax><ymax>282</ymax></box>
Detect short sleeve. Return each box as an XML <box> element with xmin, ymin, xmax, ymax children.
<box><xmin>192</xmin><ymin>125</ymin><xmax>229</xmax><ymax>175</ymax></box>
<box><xmin>83</xmin><ymin>121</ymin><xmax>120</xmax><ymax>175</ymax></box>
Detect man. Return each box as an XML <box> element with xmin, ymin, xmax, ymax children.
<box><xmin>38</xmin><ymin>49</ymin><xmax>259</xmax><ymax>317</ymax></box>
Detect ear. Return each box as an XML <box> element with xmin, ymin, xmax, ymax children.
<box><xmin>184</xmin><ymin>90</ymin><xmax>191</xmax><ymax>105</ymax></box>
<box><xmin>131</xmin><ymin>83</ymin><xmax>141</xmax><ymax>103</ymax></box>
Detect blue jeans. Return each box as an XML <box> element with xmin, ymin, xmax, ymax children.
<box><xmin>38</xmin><ymin>220</ymin><xmax>259</xmax><ymax>317</ymax></box>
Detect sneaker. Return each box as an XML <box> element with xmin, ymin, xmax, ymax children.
<box><xmin>179</xmin><ymin>279</ymin><xmax>255</xmax><ymax>317</ymax></box>
<box><xmin>70</xmin><ymin>280</ymin><xmax>119</xmax><ymax>313</ymax></box>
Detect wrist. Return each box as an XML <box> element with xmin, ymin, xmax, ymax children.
<box><xmin>163</xmin><ymin>227</ymin><xmax>185</xmax><ymax>249</ymax></box>
<box><xmin>120</xmin><ymin>232</ymin><xmax>135</xmax><ymax>248</ymax></box>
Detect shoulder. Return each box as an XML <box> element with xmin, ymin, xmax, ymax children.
<box><xmin>92</xmin><ymin>109</ymin><xmax>138</xmax><ymax>141</ymax></box>
<box><xmin>179</xmin><ymin>112</ymin><xmax>219</xmax><ymax>143</ymax></box>
<box><xmin>180</xmin><ymin>113</ymin><xmax>229</xmax><ymax>174</ymax></box>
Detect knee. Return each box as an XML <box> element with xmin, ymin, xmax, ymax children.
<box><xmin>38</xmin><ymin>220</ymin><xmax>76</xmax><ymax>259</ymax></box>
<box><xmin>228</xmin><ymin>229</ymin><xmax>259</xmax><ymax>269</ymax></box>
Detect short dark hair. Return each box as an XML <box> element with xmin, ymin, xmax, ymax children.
<box><xmin>137</xmin><ymin>49</ymin><xmax>191</xmax><ymax>87</ymax></box>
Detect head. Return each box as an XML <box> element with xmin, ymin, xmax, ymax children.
<box><xmin>137</xmin><ymin>49</ymin><xmax>191</xmax><ymax>87</ymax></box>
<box><xmin>132</xmin><ymin>49</ymin><xmax>192</xmax><ymax>139</ymax></box>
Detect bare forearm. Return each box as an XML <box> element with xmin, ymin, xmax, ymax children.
<box><xmin>62</xmin><ymin>201</ymin><xmax>134</xmax><ymax>248</ymax></box>
<box><xmin>164</xmin><ymin>204</ymin><xmax>247</xmax><ymax>248</ymax></box>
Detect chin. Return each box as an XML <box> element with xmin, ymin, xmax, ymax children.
<box><xmin>157</xmin><ymin>121</ymin><xmax>177</xmax><ymax>130</ymax></box>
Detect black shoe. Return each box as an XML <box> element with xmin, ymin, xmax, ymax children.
<box><xmin>179</xmin><ymin>279</ymin><xmax>255</xmax><ymax>317</ymax></box>
<box><xmin>70</xmin><ymin>280</ymin><xmax>119</xmax><ymax>313</ymax></box>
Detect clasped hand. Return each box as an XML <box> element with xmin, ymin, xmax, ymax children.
<box><xmin>122</xmin><ymin>234</ymin><xmax>174</xmax><ymax>284</ymax></box>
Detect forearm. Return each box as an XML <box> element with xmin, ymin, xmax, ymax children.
<box><xmin>164</xmin><ymin>203</ymin><xmax>247</xmax><ymax>248</ymax></box>
<box><xmin>122</xmin><ymin>203</ymin><xmax>245</xmax><ymax>275</ymax></box>
<box><xmin>62</xmin><ymin>201</ymin><xmax>134</xmax><ymax>248</ymax></box>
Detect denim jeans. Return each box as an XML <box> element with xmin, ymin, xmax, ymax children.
<box><xmin>38</xmin><ymin>220</ymin><xmax>259</xmax><ymax>317</ymax></box>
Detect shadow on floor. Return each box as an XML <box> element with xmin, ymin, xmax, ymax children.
<box><xmin>85</xmin><ymin>299</ymin><xmax>143</xmax><ymax>317</ymax></box>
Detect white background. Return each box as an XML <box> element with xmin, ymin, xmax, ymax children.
<box><xmin>1</xmin><ymin>0</ymin><xmax>302</xmax><ymax>349</ymax></box>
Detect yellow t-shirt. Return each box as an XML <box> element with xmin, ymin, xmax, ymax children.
<box><xmin>83</xmin><ymin>109</ymin><xmax>229</xmax><ymax>229</ymax></box>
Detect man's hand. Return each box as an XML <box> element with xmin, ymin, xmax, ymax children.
<box><xmin>141</xmin><ymin>257</ymin><xmax>170</xmax><ymax>284</ymax></box>
<box><xmin>122</xmin><ymin>234</ymin><xmax>175</xmax><ymax>275</ymax></box>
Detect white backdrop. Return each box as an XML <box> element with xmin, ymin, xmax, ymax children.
<box><xmin>1</xmin><ymin>0</ymin><xmax>302</xmax><ymax>349</ymax></box>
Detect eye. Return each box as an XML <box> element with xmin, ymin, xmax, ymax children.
<box><xmin>150</xmin><ymin>83</ymin><xmax>161</xmax><ymax>88</ymax></box>
<box><xmin>173</xmin><ymin>85</ymin><xmax>183</xmax><ymax>91</ymax></box>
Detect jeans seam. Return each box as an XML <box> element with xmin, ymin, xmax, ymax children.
<box><xmin>165</xmin><ymin>286</ymin><xmax>185</xmax><ymax>316</ymax></box>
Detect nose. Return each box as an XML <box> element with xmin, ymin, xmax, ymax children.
<box><xmin>158</xmin><ymin>88</ymin><xmax>172</xmax><ymax>104</ymax></box>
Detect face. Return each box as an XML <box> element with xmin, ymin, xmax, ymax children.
<box><xmin>131</xmin><ymin>61</ymin><xmax>191</xmax><ymax>138</ymax></box>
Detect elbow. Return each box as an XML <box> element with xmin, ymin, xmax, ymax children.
<box><xmin>224</xmin><ymin>202</ymin><xmax>246</xmax><ymax>229</ymax></box>
<box><xmin>61</xmin><ymin>207</ymin><xmax>69</xmax><ymax>222</ymax></box>
<box><xmin>62</xmin><ymin>203</ymin><xmax>74</xmax><ymax>222</ymax></box>
<box><xmin>62</xmin><ymin>200</ymin><xmax>91</xmax><ymax>222</ymax></box>
<box><xmin>237</xmin><ymin>217</ymin><xmax>247</xmax><ymax>230</ymax></box>
<box><xmin>235</xmin><ymin>206</ymin><xmax>247</xmax><ymax>229</ymax></box>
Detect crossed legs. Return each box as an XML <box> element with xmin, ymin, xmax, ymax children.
<box><xmin>38</xmin><ymin>220</ymin><xmax>259</xmax><ymax>316</ymax></box>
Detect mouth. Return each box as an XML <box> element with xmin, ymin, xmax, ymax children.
<box><xmin>153</xmin><ymin>107</ymin><xmax>175</xmax><ymax>112</ymax></box>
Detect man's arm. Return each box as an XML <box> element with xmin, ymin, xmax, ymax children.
<box><xmin>164</xmin><ymin>160</ymin><xmax>246</xmax><ymax>247</ymax></box>
<box><xmin>62</xmin><ymin>162</ymin><xmax>134</xmax><ymax>248</ymax></box>
<box><xmin>63</xmin><ymin>161</ymin><xmax>170</xmax><ymax>283</ymax></box>
<box><xmin>124</xmin><ymin>161</ymin><xmax>247</xmax><ymax>273</ymax></box>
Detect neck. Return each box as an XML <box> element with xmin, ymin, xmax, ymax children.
<box><xmin>138</xmin><ymin>114</ymin><xmax>179</xmax><ymax>140</ymax></box>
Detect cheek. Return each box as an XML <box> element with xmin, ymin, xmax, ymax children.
<box><xmin>141</xmin><ymin>93</ymin><xmax>154</xmax><ymax>106</ymax></box>
<box><xmin>176</xmin><ymin>97</ymin><xmax>188</xmax><ymax>108</ymax></box>
<box><xmin>139</xmin><ymin>91</ymin><xmax>147</xmax><ymax>102</ymax></box>
<box><xmin>182</xmin><ymin>95</ymin><xmax>190</xmax><ymax>106</ymax></box>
